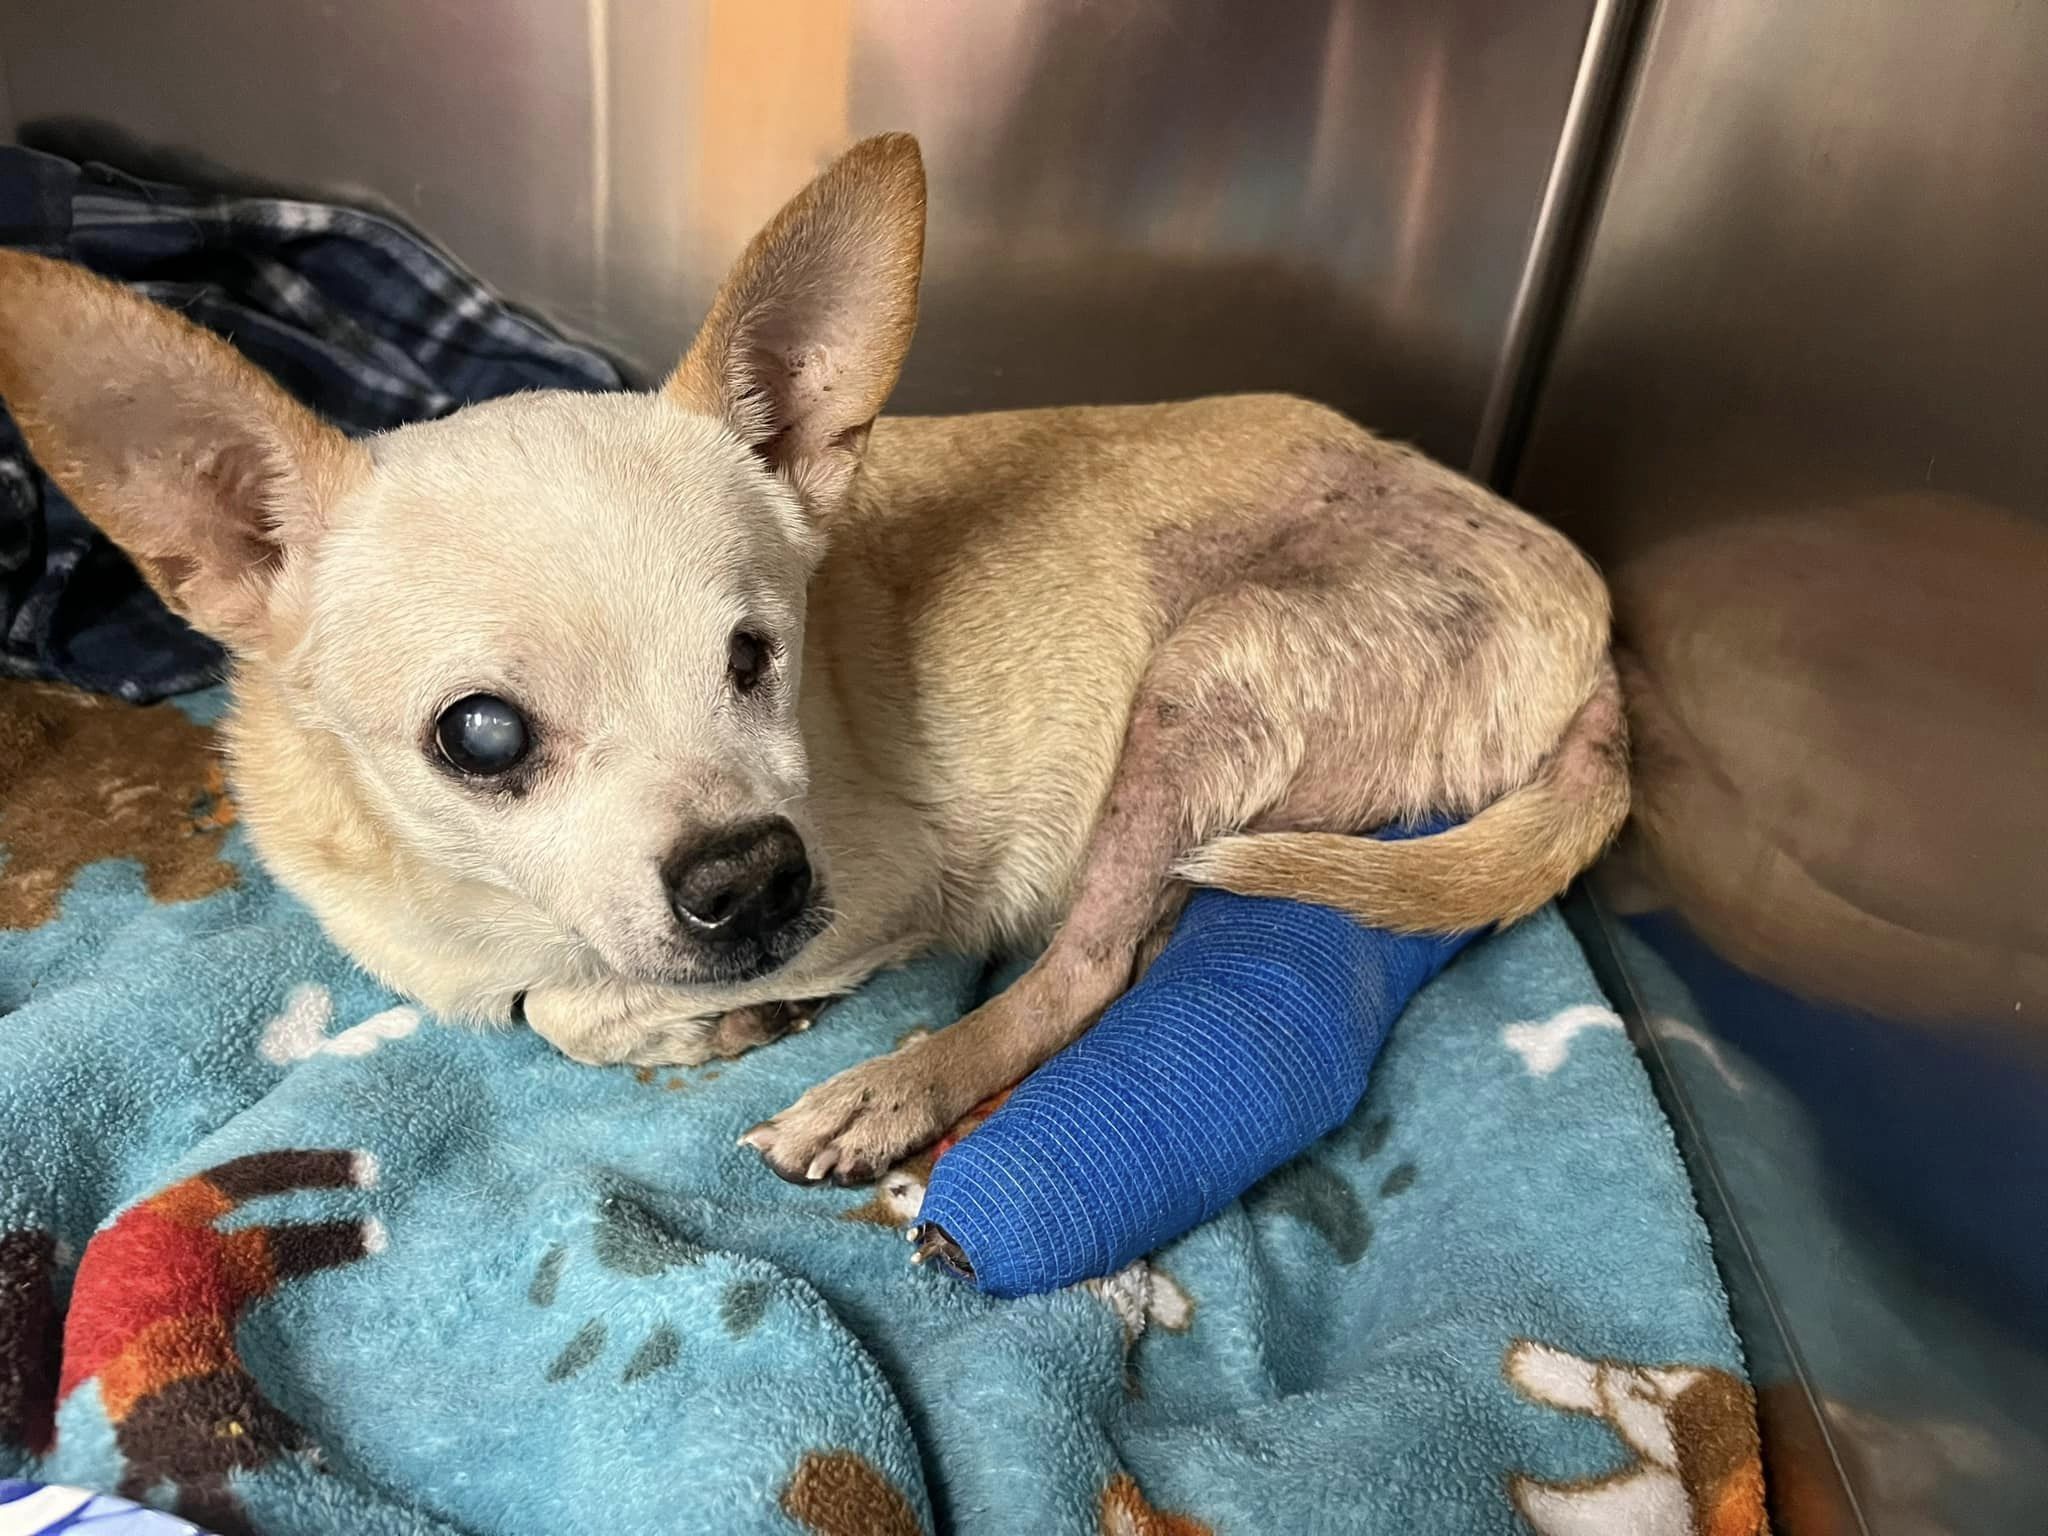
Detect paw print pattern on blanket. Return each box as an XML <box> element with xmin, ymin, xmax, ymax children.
<box><xmin>0</xmin><ymin>683</ymin><xmax>237</xmax><ymax>931</ymax></box>
<box><xmin>1504</xmin><ymin>1339</ymin><xmax>1768</xmax><ymax>1536</ymax></box>
<box><xmin>527</xmin><ymin>1193</ymin><xmax>730</xmax><ymax>1386</ymax></box>
<box><xmin>1244</xmin><ymin>1110</ymin><xmax>1420</xmax><ymax>1263</ymax></box>
<box><xmin>57</xmin><ymin>1151</ymin><xmax>383</xmax><ymax>1536</ymax></box>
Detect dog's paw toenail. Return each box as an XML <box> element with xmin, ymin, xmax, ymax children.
<box><xmin>804</xmin><ymin>1149</ymin><xmax>840</xmax><ymax>1184</ymax></box>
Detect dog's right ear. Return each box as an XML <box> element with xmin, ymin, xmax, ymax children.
<box><xmin>665</xmin><ymin>133</ymin><xmax>926</xmax><ymax>526</ymax></box>
<box><xmin>0</xmin><ymin>251</ymin><xmax>365</xmax><ymax>651</ymax></box>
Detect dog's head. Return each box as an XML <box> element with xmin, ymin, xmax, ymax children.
<box><xmin>0</xmin><ymin>135</ymin><xmax>926</xmax><ymax>1000</ymax></box>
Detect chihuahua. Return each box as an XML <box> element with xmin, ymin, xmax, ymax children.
<box><xmin>0</xmin><ymin>135</ymin><xmax>1625</xmax><ymax>1185</ymax></box>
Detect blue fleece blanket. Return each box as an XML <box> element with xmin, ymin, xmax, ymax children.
<box><xmin>0</xmin><ymin>683</ymin><xmax>1766</xmax><ymax>1536</ymax></box>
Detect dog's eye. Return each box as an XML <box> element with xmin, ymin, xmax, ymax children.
<box><xmin>728</xmin><ymin>630</ymin><xmax>769</xmax><ymax>693</ymax></box>
<box><xmin>435</xmin><ymin>694</ymin><xmax>530</xmax><ymax>776</ymax></box>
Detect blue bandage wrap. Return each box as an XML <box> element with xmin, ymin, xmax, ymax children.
<box><xmin>916</xmin><ymin>822</ymin><xmax>1479</xmax><ymax>1297</ymax></box>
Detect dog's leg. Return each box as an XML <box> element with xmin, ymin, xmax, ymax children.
<box><xmin>1128</xmin><ymin>886</ymin><xmax>1189</xmax><ymax>989</ymax></box>
<box><xmin>746</xmin><ymin>594</ymin><xmax>1314</xmax><ymax>1184</ymax></box>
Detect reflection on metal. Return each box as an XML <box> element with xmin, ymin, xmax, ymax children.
<box><xmin>0</xmin><ymin>0</ymin><xmax>1598</xmax><ymax>465</ymax></box>
<box><xmin>1467</xmin><ymin>0</ymin><xmax>1646</xmax><ymax>488</ymax></box>
<box><xmin>1519</xmin><ymin>0</ymin><xmax>2048</xmax><ymax>1530</ymax></box>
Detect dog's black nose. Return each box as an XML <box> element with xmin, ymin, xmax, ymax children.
<box><xmin>662</xmin><ymin>818</ymin><xmax>812</xmax><ymax>946</ymax></box>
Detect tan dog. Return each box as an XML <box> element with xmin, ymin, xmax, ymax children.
<box><xmin>0</xmin><ymin>135</ymin><xmax>1624</xmax><ymax>1184</ymax></box>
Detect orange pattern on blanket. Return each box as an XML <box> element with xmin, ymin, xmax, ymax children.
<box><xmin>58</xmin><ymin>1150</ymin><xmax>381</xmax><ymax>1536</ymax></box>
<box><xmin>1099</xmin><ymin>1472</ymin><xmax>1212</xmax><ymax>1536</ymax></box>
<box><xmin>0</xmin><ymin>680</ymin><xmax>237</xmax><ymax>929</ymax></box>
<box><xmin>780</xmin><ymin>1448</ymin><xmax>925</xmax><ymax>1536</ymax></box>
<box><xmin>1504</xmin><ymin>1339</ymin><xmax>1770</xmax><ymax>1536</ymax></box>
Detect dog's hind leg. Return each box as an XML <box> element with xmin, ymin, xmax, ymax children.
<box><xmin>745</xmin><ymin>590</ymin><xmax>1361</xmax><ymax>1185</ymax></box>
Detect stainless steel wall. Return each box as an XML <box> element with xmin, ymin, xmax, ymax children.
<box><xmin>1516</xmin><ymin>1</ymin><xmax>2048</xmax><ymax>1532</ymax></box>
<box><xmin>0</xmin><ymin>0</ymin><xmax>1599</xmax><ymax>466</ymax></box>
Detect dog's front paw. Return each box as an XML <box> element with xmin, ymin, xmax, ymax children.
<box><xmin>521</xmin><ymin>982</ymin><xmax>718</xmax><ymax>1068</ymax></box>
<box><xmin>741</xmin><ymin>1042</ymin><xmax>955</xmax><ymax>1186</ymax></box>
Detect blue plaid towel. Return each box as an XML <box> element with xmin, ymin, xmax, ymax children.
<box><xmin>0</xmin><ymin>147</ymin><xmax>625</xmax><ymax>702</ymax></box>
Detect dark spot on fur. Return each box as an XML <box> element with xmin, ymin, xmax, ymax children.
<box><xmin>1421</xmin><ymin>587</ymin><xmax>1493</xmax><ymax>662</ymax></box>
<box><xmin>1141</xmin><ymin>441</ymin><xmax>1430</xmax><ymax>615</ymax></box>
<box><xmin>1380</xmin><ymin>1162</ymin><xmax>1417</xmax><ymax>1197</ymax></box>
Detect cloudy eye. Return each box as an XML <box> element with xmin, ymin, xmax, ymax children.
<box><xmin>435</xmin><ymin>694</ymin><xmax>530</xmax><ymax>776</ymax></box>
<box><xmin>728</xmin><ymin>630</ymin><xmax>769</xmax><ymax>694</ymax></box>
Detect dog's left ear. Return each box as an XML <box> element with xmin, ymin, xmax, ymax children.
<box><xmin>0</xmin><ymin>251</ymin><xmax>365</xmax><ymax>651</ymax></box>
<box><xmin>665</xmin><ymin>133</ymin><xmax>926</xmax><ymax>523</ymax></box>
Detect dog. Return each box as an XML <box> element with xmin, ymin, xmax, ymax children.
<box><xmin>0</xmin><ymin>134</ymin><xmax>1625</xmax><ymax>1186</ymax></box>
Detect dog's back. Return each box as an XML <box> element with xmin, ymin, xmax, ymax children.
<box><xmin>811</xmin><ymin>394</ymin><xmax>1620</xmax><ymax>951</ymax></box>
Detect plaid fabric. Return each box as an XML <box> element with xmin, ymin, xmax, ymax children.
<box><xmin>0</xmin><ymin>146</ymin><xmax>626</xmax><ymax>700</ymax></box>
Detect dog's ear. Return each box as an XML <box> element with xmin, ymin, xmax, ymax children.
<box><xmin>0</xmin><ymin>251</ymin><xmax>366</xmax><ymax>650</ymax></box>
<box><xmin>665</xmin><ymin>133</ymin><xmax>926</xmax><ymax>523</ymax></box>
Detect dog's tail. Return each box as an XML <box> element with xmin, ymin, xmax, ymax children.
<box><xmin>1174</xmin><ymin>659</ymin><xmax>1630</xmax><ymax>934</ymax></box>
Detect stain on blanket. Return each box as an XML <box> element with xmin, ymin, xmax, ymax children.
<box><xmin>1099</xmin><ymin>1471</ymin><xmax>1213</xmax><ymax>1536</ymax></box>
<box><xmin>58</xmin><ymin>1149</ymin><xmax>383</xmax><ymax>1535</ymax></box>
<box><xmin>0</xmin><ymin>1226</ymin><xmax>61</xmax><ymax>1455</ymax></box>
<box><xmin>0</xmin><ymin>681</ymin><xmax>237</xmax><ymax>929</ymax></box>
<box><xmin>780</xmin><ymin>1447</ymin><xmax>925</xmax><ymax>1536</ymax></box>
<box><xmin>1504</xmin><ymin>1339</ymin><xmax>1769</xmax><ymax>1536</ymax></box>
